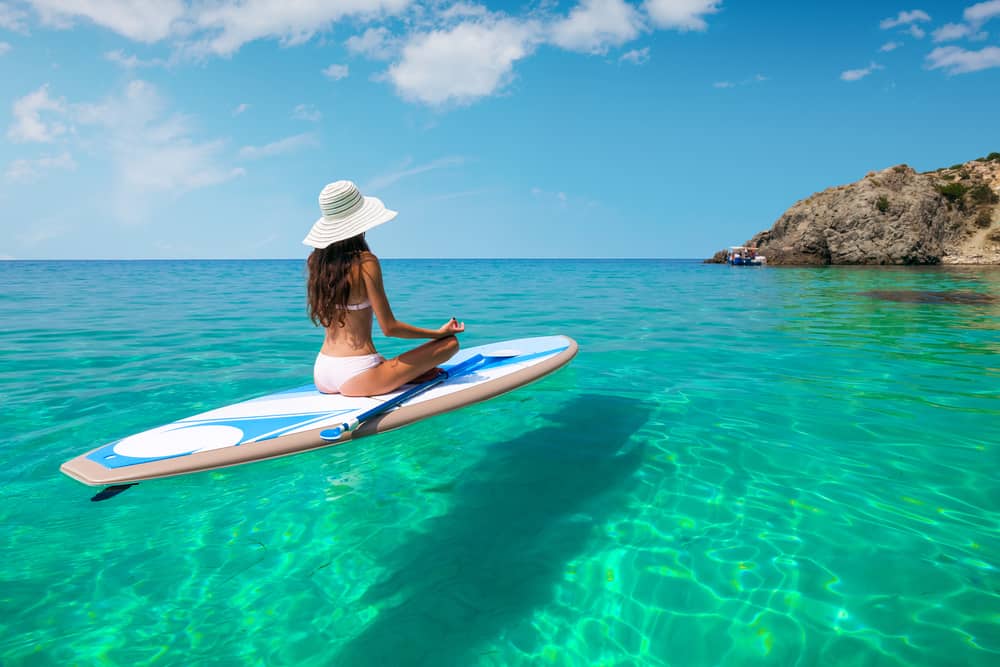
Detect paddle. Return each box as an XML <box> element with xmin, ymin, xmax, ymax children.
<box><xmin>319</xmin><ymin>353</ymin><xmax>490</xmax><ymax>441</ymax></box>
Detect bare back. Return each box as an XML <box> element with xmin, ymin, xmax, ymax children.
<box><xmin>319</xmin><ymin>256</ymin><xmax>376</xmax><ymax>357</ymax></box>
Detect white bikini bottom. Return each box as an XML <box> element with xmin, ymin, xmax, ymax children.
<box><xmin>314</xmin><ymin>352</ymin><xmax>385</xmax><ymax>394</ymax></box>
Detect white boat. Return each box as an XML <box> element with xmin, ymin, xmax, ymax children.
<box><xmin>726</xmin><ymin>246</ymin><xmax>766</xmax><ymax>266</ymax></box>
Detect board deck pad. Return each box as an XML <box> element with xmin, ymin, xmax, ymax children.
<box><xmin>61</xmin><ymin>335</ymin><xmax>577</xmax><ymax>485</ymax></box>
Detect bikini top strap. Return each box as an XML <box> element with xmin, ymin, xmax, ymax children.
<box><xmin>341</xmin><ymin>299</ymin><xmax>371</xmax><ymax>311</ymax></box>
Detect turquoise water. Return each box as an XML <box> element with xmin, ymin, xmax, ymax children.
<box><xmin>1</xmin><ymin>259</ymin><xmax>998</xmax><ymax>666</ymax></box>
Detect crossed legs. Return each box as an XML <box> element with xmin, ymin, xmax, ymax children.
<box><xmin>338</xmin><ymin>335</ymin><xmax>459</xmax><ymax>397</ymax></box>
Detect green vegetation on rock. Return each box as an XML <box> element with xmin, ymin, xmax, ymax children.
<box><xmin>969</xmin><ymin>184</ymin><xmax>999</xmax><ymax>205</ymax></box>
<box><xmin>936</xmin><ymin>182</ymin><xmax>968</xmax><ymax>202</ymax></box>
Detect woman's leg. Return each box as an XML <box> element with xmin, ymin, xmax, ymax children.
<box><xmin>339</xmin><ymin>336</ymin><xmax>459</xmax><ymax>397</ymax></box>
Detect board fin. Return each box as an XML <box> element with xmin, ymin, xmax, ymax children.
<box><xmin>91</xmin><ymin>483</ymin><xmax>138</xmax><ymax>502</ymax></box>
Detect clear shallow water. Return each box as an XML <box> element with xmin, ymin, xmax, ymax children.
<box><xmin>1</xmin><ymin>259</ymin><xmax>998</xmax><ymax>666</ymax></box>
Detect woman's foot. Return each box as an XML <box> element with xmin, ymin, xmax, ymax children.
<box><xmin>411</xmin><ymin>367</ymin><xmax>443</xmax><ymax>383</ymax></box>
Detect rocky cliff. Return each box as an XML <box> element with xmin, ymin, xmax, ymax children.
<box><xmin>712</xmin><ymin>154</ymin><xmax>1000</xmax><ymax>265</ymax></box>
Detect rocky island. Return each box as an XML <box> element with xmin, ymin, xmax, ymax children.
<box><xmin>709</xmin><ymin>153</ymin><xmax>1000</xmax><ymax>265</ymax></box>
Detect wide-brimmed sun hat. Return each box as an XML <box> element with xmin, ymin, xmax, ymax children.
<box><xmin>302</xmin><ymin>180</ymin><xmax>397</xmax><ymax>249</ymax></box>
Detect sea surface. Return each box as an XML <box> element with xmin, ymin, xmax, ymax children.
<box><xmin>1</xmin><ymin>259</ymin><xmax>998</xmax><ymax>667</ymax></box>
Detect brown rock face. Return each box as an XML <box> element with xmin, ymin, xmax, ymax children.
<box><xmin>703</xmin><ymin>249</ymin><xmax>727</xmax><ymax>264</ymax></box>
<box><xmin>730</xmin><ymin>158</ymin><xmax>1000</xmax><ymax>265</ymax></box>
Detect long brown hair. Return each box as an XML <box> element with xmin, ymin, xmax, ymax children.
<box><xmin>307</xmin><ymin>234</ymin><xmax>370</xmax><ymax>328</ymax></box>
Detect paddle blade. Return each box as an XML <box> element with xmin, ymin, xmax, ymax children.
<box><xmin>320</xmin><ymin>425</ymin><xmax>347</xmax><ymax>441</ymax></box>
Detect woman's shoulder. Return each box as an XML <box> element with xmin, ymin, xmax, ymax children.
<box><xmin>358</xmin><ymin>251</ymin><xmax>381</xmax><ymax>276</ymax></box>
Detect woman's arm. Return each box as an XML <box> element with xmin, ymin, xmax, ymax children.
<box><xmin>360</xmin><ymin>254</ymin><xmax>464</xmax><ymax>339</ymax></box>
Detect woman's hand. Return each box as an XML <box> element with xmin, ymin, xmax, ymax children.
<box><xmin>437</xmin><ymin>317</ymin><xmax>465</xmax><ymax>337</ymax></box>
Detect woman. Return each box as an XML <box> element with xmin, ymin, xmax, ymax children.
<box><xmin>304</xmin><ymin>180</ymin><xmax>464</xmax><ymax>396</ymax></box>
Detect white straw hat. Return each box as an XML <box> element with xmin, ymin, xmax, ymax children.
<box><xmin>302</xmin><ymin>180</ymin><xmax>397</xmax><ymax>249</ymax></box>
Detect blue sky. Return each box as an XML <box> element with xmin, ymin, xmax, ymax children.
<box><xmin>2</xmin><ymin>0</ymin><xmax>999</xmax><ymax>259</ymax></box>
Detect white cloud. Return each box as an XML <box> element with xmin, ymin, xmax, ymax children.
<box><xmin>322</xmin><ymin>63</ymin><xmax>349</xmax><ymax>80</ymax></box>
<box><xmin>239</xmin><ymin>133</ymin><xmax>317</xmax><ymax>159</ymax></box>
<box><xmin>644</xmin><ymin>0</ymin><xmax>720</xmax><ymax>31</ymax></box>
<box><xmin>905</xmin><ymin>24</ymin><xmax>926</xmax><ymax>39</ymax></box>
<box><xmin>232</xmin><ymin>103</ymin><xmax>250</xmax><ymax>116</ymax></box>
<box><xmin>926</xmin><ymin>45</ymin><xmax>1000</xmax><ymax>74</ymax></box>
<box><xmin>438</xmin><ymin>2</ymin><xmax>489</xmax><ymax>21</ymax></box>
<box><xmin>928</xmin><ymin>1</ymin><xmax>1000</xmax><ymax>44</ymax></box>
<box><xmin>18</xmin><ymin>1</ymin><xmax>415</xmax><ymax>55</ymax></box>
<box><xmin>713</xmin><ymin>73</ymin><xmax>766</xmax><ymax>88</ymax></box>
<box><xmin>101</xmin><ymin>81</ymin><xmax>242</xmax><ymax>188</ymax></box>
<box><xmin>0</xmin><ymin>2</ymin><xmax>28</xmax><ymax>32</ymax></box>
<box><xmin>932</xmin><ymin>24</ymin><xmax>967</xmax><ymax>42</ymax></box>
<box><xmin>840</xmin><ymin>62</ymin><xmax>883</xmax><ymax>81</ymax></box>
<box><xmin>387</xmin><ymin>17</ymin><xmax>542</xmax><ymax>106</ymax></box>
<box><xmin>191</xmin><ymin>0</ymin><xmax>413</xmax><ymax>56</ymax></box>
<box><xmin>549</xmin><ymin>0</ymin><xmax>642</xmax><ymax>54</ymax></box>
<box><xmin>530</xmin><ymin>186</ymin><xmax>570</xmax><ymax>207</ymax></box>
<box><xmin>104</xmin><ymin>49</ymin><xmax>140</xmax><ymax>67</ymax></box>
<box><xmin>0</xmin><ymin>41</ymin><xmax>10</xmax><ymax>55</ymax></box>
<box><xmin>879</xmin><ymin>41</ymin><xmax>902</xmax><ymax>52</ymax></box>
<box><xmin>965</xmin><ymin>0</ymin><xmax>1000</xmax><ymax>25</ymax></box>
<box><xmin>76</xmin><ymin>80</ymin><xmax>243</xmax><ymax>222</ymax></box>
<box><xmin>931</xmin><ymin>23</ymin><xmax>987</xmax><ymax>42</ymax></box>
<box><xmin>7</xmin><ymin>85</ymin><xmax>67</xmax><ymax>143</ymax></box>
<box><xmin>292</xmin><ymin>103</ymin><xmax>321</xmax><ymax>121</ymax></box>
<box><xmin>619</xmin><ymin>46</ymin><xmax>650</xmax><ymax>64</ymax></box>
<box><xmin>345</xmin><ymin>26</ymin><xmax>398</xmax><ymax>60</ymax></box>
<box><xmin>365</xmin><ymin>156</ymin><xmax>465</xmax><ymax>191</ymax></box>
<box><xmin>25</xmin><ymin>0</ymin><xmax>185</xmax><ymax>42</ymax></box>
<box><xmin>4</xmin><ymin>152</ymin><xmax>76</xmax><ymax>183</ymax></box>
<box><xmin>7</xmin><ymin>1</ymin><xmax>723</xmax><ymax>111</ymax></box>
<box><xmin>104</xmin><ymin>49</ymin><xmax>166</xmax><ymax>68</ymax></box>
<box><xmin>879</xmin><ymin>9</ymin><xmax>931</xmax><ymax>29</ymax></box>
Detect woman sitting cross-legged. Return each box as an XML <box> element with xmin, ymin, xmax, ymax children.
<box><xmin>304</xmin><ymin>180</ymin><xmax>464</xmax><ymax>396</ymax></box>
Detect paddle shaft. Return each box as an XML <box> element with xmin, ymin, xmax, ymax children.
<box><xmin>320</xmin><ymin>353</ymin><xmax>486</xmax><ymax>441</ymax></box>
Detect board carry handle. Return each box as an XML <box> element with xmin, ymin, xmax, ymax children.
<box><xmin>320</xmin><ymin>353</ymin><xmax>487</xmax><ymax>441</ymax></box>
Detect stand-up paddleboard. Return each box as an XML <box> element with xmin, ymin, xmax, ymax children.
<box><xmin>61</xmin><ymin>335</ymin><xmax>577</xmax><ymax>486</ymax></box>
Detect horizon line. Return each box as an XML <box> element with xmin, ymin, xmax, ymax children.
<box><xmin>0</xmin><ymin>257</ymin><xmax>709</xmax><ymax>262</ymax></box>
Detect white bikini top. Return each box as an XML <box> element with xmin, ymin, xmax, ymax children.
<box><xmin>341</xmin><ymin>298</ymin><xmax>371</xmax><ymax>311</ymax></box>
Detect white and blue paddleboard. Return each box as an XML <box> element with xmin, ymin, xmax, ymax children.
<box><xmin>61</xmin><ymin>335</ymin><xmax>577</xmax><ymax>486</ymax></box>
